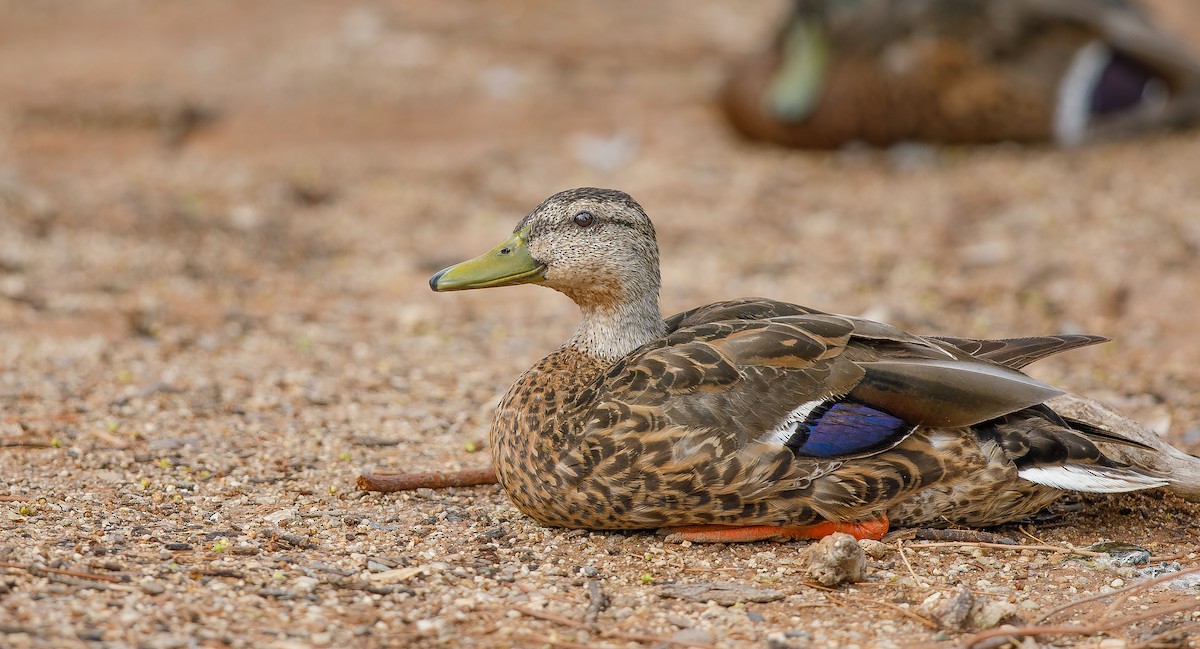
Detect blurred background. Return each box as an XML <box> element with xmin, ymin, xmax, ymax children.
<box><xmin>3</xmin><ymin>0</ymin><xmax>1200</xmax><ymax>449</ymax></box>
<box><xmin>4</xmin><ymin>0</ymin><xmax>1200</xmax><ymax>441</ymax></box>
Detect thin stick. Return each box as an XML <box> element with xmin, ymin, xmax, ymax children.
<box><xmin>1034</xmin><ymin>564</ymin><xmax>1200</xmax><ymax>625</ymax></box>
<box><xmin>896</xmin><ymin>541</ymin><xmax>925</xmax><ymax>587</ymax></box>
<box><xmin>1149</xmin><ymin>551</ymin><xmax>1195</xmax><ymax>563</ymax></box>
<box><xmin>0</xmin><ymin>413</ymin><xmax>79</xmax><ymax>424</ymax></box>
<box><xmin>584</xmin><ymin>579</ymin><xmax>608</xmax><ymax>623</ymax></box>
<box><xmin>1018</xmin><ymin>525</ymin><xmax>1047</xmax><ymax>545</ymax></box>
<box><xmin>910</xmin><ymin>541</ymin><xmax>1103</xmax><ymax>557</ymax></box>
<box><xmin>356</xmin><ymin>467</ymin><xmax>498</xmax><ymax>492</ymax></box>
<box><xmin>1127</xmin><ymin>622</ymin><xmax>1200</xmax><ymax>649</ymax></box>
<box><xmin>960</xmin><ymin>599</ymin><xmax>1200</xmax><ymax>649</ymax></box>
<box><xmin>0</xmin><ymin>440</ymin><xmax>54</xmax><ymax>448</ymax></box>
<box><xmin>913</xmin><ymin>529</ymin><xmax>1016</xmax><ymax>545</ymax></box>
<box><xmin>512</xmin><ymin>605</ymin><xmax>594</xmax><ymax>630</ymax></box>
<box><xmin>0</xmin><ymin>561</ymin><xmax>124</xmax><ymax>584</ymax></box>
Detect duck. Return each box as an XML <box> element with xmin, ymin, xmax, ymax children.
<box><xmin>429</xmin><ymin>187</ymin><xmax>1200</xmax><ymax>542</ymax></box>
<box><xmin>721</xmin><ymin>0</ymin><xmax>1200</xmax><ymax>148</ymax></box>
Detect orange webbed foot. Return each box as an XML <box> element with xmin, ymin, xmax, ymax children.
<box><xmin>663</xmin><ymin>515</ymin><xmax>889</xmax><ymax>543</ymax></box>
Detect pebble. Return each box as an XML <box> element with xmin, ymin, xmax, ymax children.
<box><xmin>969</xmin><ymin>599</ymin><xmax>1019</xmax><ymax>630</ymax></box>
<box><xmin>610</xmin><ymin>607</ymin><xmax>634</xmax><ymax>621</ymax></box>
<box><xmin>802</xmin><ymin>533</ymin><xmax>866</xmax><ymax>586</ymax></box>
<box><xmin>666</xmin><ymin>614</ymin><xmax>693</xmax><ymax>628</ymax></box>
<box><xmin>669</xmin><ymin>627</ymin><xmax>714</xmax><ymax>646</ymax></box>
<box><xmin>858</xmin><ymin>539</ymin><xmax>889</xmax><ymax>559</ymax></box>
<box><xmin>766</xmin><ymin>630</ymin><xmax>812</xmax><ymax>649</ymax></box>
<box><xmin>923</xmin><ymin>588</ymin><xmax>973</xmax><ymax>631</ymax></box>
<box><xmin>264</xmin><ymin>508</ymin><xmax>297</xmax><ymax>524</ymax></box>
<box><xmin>293</xmin><ymin>576</ymin><xmax>319</xmax><ymax>593</ymax></box>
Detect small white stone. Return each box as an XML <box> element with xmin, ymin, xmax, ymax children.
<box><xmin>294</xmin><ymin>576</ymin><xmax>319</xmax><ymax>593</ymax></box>
<box><xmin>264</xmin><ymin>508</ymin><xmax>297</xmax><ymax>524</ymax></box>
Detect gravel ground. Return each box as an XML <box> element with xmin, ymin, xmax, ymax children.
<box><xmin>2</xmin><ymin>2</ymin><xmax>1199</xmax><ymax>648</ymax></box>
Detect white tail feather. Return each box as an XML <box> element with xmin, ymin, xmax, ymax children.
<box><xmin>1018</xmin><ymin>465</ymin><xmax>1168</xmax><ymax>493</ymax></box>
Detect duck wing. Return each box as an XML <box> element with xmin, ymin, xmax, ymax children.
<box><xmin>929</xmin><ymin>334</ymin><xmax>1109</xmax><ymax>369</ymax></box>
<box><xmin>589</xmin><ymin>308</ymin><xmax>1063</xmax><ymax>461</ymax></box>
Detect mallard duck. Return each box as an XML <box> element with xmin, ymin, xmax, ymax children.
<box><xmin>429</xmin><ymin>188</ymin><xmax>1200</xmax><ymax>542</ymax></box>
<box><xmin>722</xmin><ymin>0</ymin><xmax>1200</xmax><ymax>148</ymax></box>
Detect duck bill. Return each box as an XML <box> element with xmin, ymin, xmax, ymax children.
<box><xmin>429</xmin><ymin>228</ymin><xmax>545</xmax><ymax>292</ymax></box>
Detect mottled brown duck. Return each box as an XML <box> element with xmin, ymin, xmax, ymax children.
<box><xmin>430</xmin><ymin>188</ymin><xmax>1200</xmax><ymax>542</ymax></box>
<box><xmin>722</xmin><ymin>0</ymin><xmax>1200</xmax><ymax>148</ymax></box>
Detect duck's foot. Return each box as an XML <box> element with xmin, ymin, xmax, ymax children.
<box><xmin>662</xmin><ymin>516</ymin><xmax>889</xmax><ymax>543</ymax></box>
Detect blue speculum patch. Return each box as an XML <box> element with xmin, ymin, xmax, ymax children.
<box><xmin>785</xmin><ymin>400</ymin><xmax>912</xmax><ymax>458</ymax></box>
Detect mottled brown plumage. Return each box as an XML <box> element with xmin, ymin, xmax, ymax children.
<box><xmin>722</xmin><ymin>0</ymin><xmax>1200</xmax><ymax>148</ymax></box>
<box><xmin>430</xmin><ymin>188</ymin><xmax>1198</xmax><ymax>539</ymax></box>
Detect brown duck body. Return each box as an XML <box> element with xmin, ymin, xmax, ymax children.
<box><xmin>432</xmin><ymin>188</ymin><xmax>1197</xmax><ymax>537</ymax></box>
<box><xmin>491</xmin><ymin>299</ymin><xmax>1103</xmax><ymax>531</ymax></box>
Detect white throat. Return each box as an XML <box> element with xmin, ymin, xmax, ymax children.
<box><xmin>566</xmin><ymin>291</ymin><xmax>666</xmax><ymax>361</ymax></box>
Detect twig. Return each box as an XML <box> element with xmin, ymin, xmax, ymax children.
<box><xmin>1127</xmin><ymin>622</ymin><xmax>1200</xmax><ymax>649</ymax></box>
<box><xmin>913</xmin><ymin>529</ymin><xmax>1016</xmax><ymax>545</ymax></box>
<box><xmin>910</xmin><ymin>541</ymin><xmax>1104</xmax><ymax>557</ymax></box>
<box><xmin>1149</xmin><ymin>551</ymin><xmax>1195</xmax><ymax>563</ymax></box>
<box><xmin>513</xmin><ymin>605</ymin><xmax>590</xmax><ymax>630</ymax></box>
<box><xmin>584</xmin><ymin>579</ymin><xmax>608</xmax><ymax>623</ymax></box>
<box><xmin>356</xmin><ymin>467</ymin><xmax>498</xmax><ymax>492</ymax></box>
<box><xmin>87</xmin><ymin>427</ymin><xmax>133</xmax><ymax>449</ymax></box>
<box><xmin>0</xmin><ymin>413</ymin><xmax>79</xmax><ymax>424</ymax></box>
<box><xmin>1018</xmin><ymin>525</ymin><xmax>1047</xmax><ymax>545</ymax></box>
<box><xmin>896</xmin><ymin>541</ymin><xmax>926</xmax><ymax>587</ymax></box>
<box><xmin>512</xmin><ymin>605</ymin><xmax>715</xmax><ymax>648</ymax></box>
<box><xmin>0</xmin><ymin>561</ymin><xmax>123</xmax><ymax>584</ymax></box>
<box><xmin>912</xmin><ymin>539</ymin><xmax>1193</xmax><ymax>565</ymax></box>
<box><xmin>0</xmin><ymin>440</ymin><xmax>54</xmax><ymax>448</ymax></box>
<box><xmin>1034</xmin><ymin>564</ymin><xmax>1200</xmax><ymax>625</ymax></box>
<box><xmin>960</xmin><ymin>599</ymin><xmax>1200</xmax><ymax>649</ymax></box>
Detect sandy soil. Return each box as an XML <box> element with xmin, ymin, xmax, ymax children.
<box><xmin>1</xmin><ymin>1</ymin><xmax>1199</xmax><ymax>648</ymax></box>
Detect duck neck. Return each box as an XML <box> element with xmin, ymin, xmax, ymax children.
<box><xmin>566</xmin><ymin>289</ymin><xmax>666</xmax><ymax>362</ymax></box>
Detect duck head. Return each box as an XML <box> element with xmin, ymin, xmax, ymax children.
<box><xmin>430</xmin><ymin>188</ymin><xmax>666</xmax><ymax>359</ymax></box>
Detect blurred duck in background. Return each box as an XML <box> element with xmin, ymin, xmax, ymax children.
<box><xmin>722</xmin><ymin>0</ymin><xmax>1200</xmax><ymax>148</ymax></box>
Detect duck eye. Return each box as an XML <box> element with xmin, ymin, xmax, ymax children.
<box><xmin>573</xmin><ymin>211</ymin><xmax>595</xmax><ymax>228</ymax></box>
